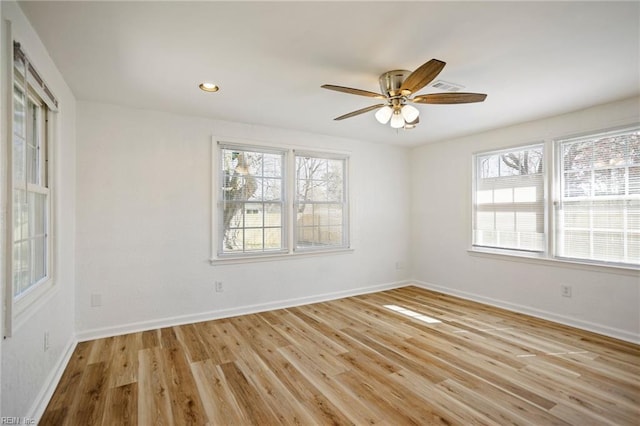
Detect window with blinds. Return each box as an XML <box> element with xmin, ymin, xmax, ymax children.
<box><xmin>473</xmin><ymin>144</ymin><xmax>545</xmax><ymax>252</ymax></box>
<box><xmin>556</xmin><ymin>127</ymin><xmax>640</xmax><ymax>266</ymax></box>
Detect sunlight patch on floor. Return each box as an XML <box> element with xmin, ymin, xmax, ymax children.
<box><xmin>384</xmin><ymin>304</ymin><xmax>442</xmax><ymax>324</ymax></box>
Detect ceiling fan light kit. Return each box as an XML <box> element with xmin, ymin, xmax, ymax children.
<box><xmin>322</xmin><ymin>59</ymin><xmax>487</xmax><ymax>130</ymax></box>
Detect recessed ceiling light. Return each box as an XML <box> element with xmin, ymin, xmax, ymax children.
<box><xmin>199</xmin><ymin>82</ymin><xmax>219</xmax><ymax>92</ymax></box>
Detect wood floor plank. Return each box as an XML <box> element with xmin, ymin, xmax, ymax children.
<box><xmin>109</xmin><ymin>333</ymin><xmax>140</xmax><ymax>388</ymax></box>
<box><xmin>103</xmin><ymin>383</ymin><xmax>137</xmax><ymax>426</ymax></box>
<box><xmin>42</xmin><ymin>286</ymin><xmax>640</xmax><ymax>425</ymax></box>
<box><xmin>218</xmin><ymin>361</ymin><xmax>282</xmax><ymax>425</ymax></box>
<box><xmin>137</xmin><ymin>347</ymin><xmax>173</xmax><ymax>425</ymax></box>
<box><xmin>190</xmin><ymin>360</ymin><xmax>249</xmax><ymax>425</ymax></box>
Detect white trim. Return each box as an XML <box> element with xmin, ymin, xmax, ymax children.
<box><xmin>76</xmin><ymin>279</ymin><xmax>409</xmax><ymax>342</ymax></box>
<box><xmin>468</xmin><ymin>246</ymin><xmax>639</xmax><ymax>276</ymax></box>
<box><xmin>211</xmin><ymin>247</ymin><xmax>353</xmax><ymax>265</ymax></box>
<box><xmin>412</xmin><ymin>280</ymin><xmax>640</xmax><ymax>344</ymax></box>
<box><xmin>28</xmin><ymin>335</ymin><xmax>77</xmax><ymax>422</ymax></box>
<box><xmin>3</xmin><ymin>18</ymin><xmax>14</xmax><ymax>337</ymax></box>
<box><xmin>211</xmin><ymin>136</ymin><xmax>353</xmax><ymax>262</ymax></box>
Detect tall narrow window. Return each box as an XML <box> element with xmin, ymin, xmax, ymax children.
<box><xmin>11</xmin><ymin>46</ymin><xmax>51</xmax><ymax>301</ymax></box>
<box><xmin>473</xmin><ymin>144</ymin><xmax>545</xmax><ymax>252</ymax></box>
<box><xmin>219</xmin><ymin>145</ymin><xmax>286</xmax><ymax>255</ymax></box>
<box><xmin>556</xmin><ymin>127</ymin><xmax>640</xmax><ymax>266</ymax></box>
<box><xmin>294</xmin><ymin>153</ymin><xmax>348</xmax><ymax>250</ymax></box>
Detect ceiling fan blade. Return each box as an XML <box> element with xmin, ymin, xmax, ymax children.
<box><xmin>411</xmin><ymin>92</ymin><xmax>487</xmax><ymax>104</ymax></box>
<box><xmin>334</xmin><ymin>104</ymin><xmax>385</xmax><ymax>121</ymax></box>
<box><xmin>321</xmin><ymin>84</ymin><xmax>386</xmax><ymax>99</ymax></box>
<box><xmin>399</xmin><ymin>59</ymin><xmax>446</xmax><ymax>95</ymax></box>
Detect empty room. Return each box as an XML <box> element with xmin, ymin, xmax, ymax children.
<box><xmin>1</xmin><ymin>1</ymin><xmax>639</xmax><ymax>424</ymax></box>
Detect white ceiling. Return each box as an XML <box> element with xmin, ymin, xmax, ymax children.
<box><xmin>18</xmin><ymin>1</ymin><xmax>640</xmax><ymax>147</ymax></box>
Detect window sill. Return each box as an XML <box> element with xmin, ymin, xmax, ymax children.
<box><xmin>468</xmin><ymin>247</ymin><xmax>640</xmax><ymax>277</ymax></box>
<box><xmin>210</xmin><ymin>247</ymin><xmax>354</xmax><ymax>266</ymax></box>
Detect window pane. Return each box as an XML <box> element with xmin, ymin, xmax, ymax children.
<box><xmin>629</xmin><ymin>166</ymin><xmax>640</xmax><ymax>194</ymax></box>
<box><xmin>29</xmin><ymin>192</ymin><xmax>47</xmax><ymax>237</ymax></box>
<box><xmin>295</xmin><ymin>153</ymin><xmax>348</xmax><ymax>250</ymax></box>
<box><xmin>33</xmin><ymin>235</ymin><xmax>47</xmax><ymax>283</ymax></box>
<box><xmin>13</xmin><ymin>240</ymin><xmax>29</xmax><ymax>296</ymax></box>
<box><xmin>557</xmin><ymin>127</ymin><xmax>640</xmax><ymax>265</ymax></box>
<box><xmin>473</xmin><ymin>144</ymin><xmax>545</xmax><ymax>252</ymax></box>
<box><xmin>594</xmin><ymin>168</ymin><xmax>625</xmax><ymax>196</ymax></box>
<box><xmin>564</xmin><ymin>171</ymin><xmax>591</xmax><ymax>197</ymax></box>
<box><xmin>264</xmin><ymin>228</ymin><xmax>282</xmax><ymax>250</ymax></box>
<box><xmin>219</xmin><ymin>147</ymin><xmax>285</xmax><ymax>255</ymax></box>
<box><xmin>244</xmin><ymin>228</ymin><xmax>263</xmax><ymax>251</ymax></box>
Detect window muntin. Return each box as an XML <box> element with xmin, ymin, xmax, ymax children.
<box><xmin>12</xmin><ymin>53</ymin><xmax>50</xmax><ymax>300</ymax></box>
<box><xmin>294</xmin><ymin>154</ymin><xmax>348</xmax><ymax>250</ymax></box>
<box><xmin>473</xmin><ymin>144</ymin><xmax>545</xmax><ymax>252</ymax></box>
<box><xmin>219</xmin><ymin>146</ymin><xmax>286</xmax><ymax>255</ymax></box>
<box><xmin>556</xmin><ymin>127</ymin><xmax>640</xmax><ymax>266</ymax></box>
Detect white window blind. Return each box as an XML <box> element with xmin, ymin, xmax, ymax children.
<box><xmin>473</xmin><ymin>144</ymin><xmax>545</xmax><ymax>252</ymax></box>
<box><xmin>556</xmin><ymin>127</ymin><xmax>640</xmax><ymax>266</ymax></box>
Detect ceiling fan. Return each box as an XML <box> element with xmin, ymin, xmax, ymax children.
<box><xmin>321</xmin><ymin>59</ymin><xmax>487</xmax><ymax>130</ymax></box>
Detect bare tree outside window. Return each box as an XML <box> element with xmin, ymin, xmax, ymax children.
<box><xmin>295</xmin><ymin>155</ymin><xmax>347</xmax><ymax>249</ymax></box>
<box><xmin>220</xmin><ymin>148</ymin><xmax>284</xmax><ymax>253</ymax></box>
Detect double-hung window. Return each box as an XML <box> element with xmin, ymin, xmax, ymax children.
<box><xmin>473</xmin><ymin>144</ymin><xmax>545</xmax><ymax>252</ymax></box>
<box><xmin>7</xmin><ymin>42</ymin><xmax>58</xmax><ymax>334</ymax></box>
<box><xmin>219</xmin><ymin>145</ymin><xmax>286</xmax><ymax>254</ymax></box>
<box><xmin>472</xmin><ymin>125</ymin><xmax>639</xmax><ymax>269</ymax></box>
<box><xmin>295</xmin><ymin>153</ymin><xmax>348</xmax><ymax>250</ymax></box>
<box><xmin>556</xmin><ymin>128</ymin><xmax>639</xmax><ymax>265</ymax></box>
<box><xmin>215</xmin><ymin>143</ymin><xmax>350</xmax><ymax>259</ymax></box>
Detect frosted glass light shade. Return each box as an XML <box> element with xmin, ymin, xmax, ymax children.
<box><xmin>375</xmin><ymin>106</ymin><xmax>393</xmax><ymax>124</ymax></box>
<box><xmin>390</xmin><ymin>111</ymin><xmax>405</xmax><ymax>129</ymax></box>
<box><xmin>401</xmin><ymin>104</ymin><xmax>419</xmax><ymax>123</ymax></box>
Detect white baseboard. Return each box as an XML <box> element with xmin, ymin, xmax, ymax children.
<box><xmin>412</xmin><ymin>280</ymin><xmax>640</xmax><ymax>344</ymax></box>
<box><xmin>76</xmin><ymin>280</ymin><xmax>411</xmax><ymax>342</ymax></box>
<box><xmin>28</xmin><ymin>335</ymin><xmax>78</xmax><ymax>422</ymax></box>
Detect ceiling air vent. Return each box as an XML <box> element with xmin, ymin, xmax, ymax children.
<box><xmin>430</xmin><ymin>80</ymin><xmax>464</xmax><ymax>92</ymax></box>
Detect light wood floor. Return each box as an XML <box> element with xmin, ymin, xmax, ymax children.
<box><xmin>41</xmin><ymin>286</ymin><xmax>639</xmax><ymax>425</ymax></box>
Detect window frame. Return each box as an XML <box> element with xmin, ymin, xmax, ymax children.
<box><xmin>554</xmin><ymin>126</ymin><xmax>639</xmax><ymax>267</ymax></box>
<box><xmin>471</xmin><ymin>142</ymin><xmax>546</xmax><ymax>254</ymax></box>
<box><xmin>470</xmin><ymin>124</ymin><xmax>640</xmax><ymax>272</ymax></box>
<box><xmin>5</xmin><ymin>40</ymin><xmax>59</xmax><ymax>337</ymax></box>
<box><xmin>217</xmin><ymin>143</ymin><xmax>288</xmax><ymax>256</ymax></box>
<box><xmin>211</xmin><ymin>138</ymin><xmax>352</xmax><ymax>264</ymax></box>
<box><xmin>293</xmin><ymin>151</ymin><xmax>350</xmax><ymax>253</ymax></box>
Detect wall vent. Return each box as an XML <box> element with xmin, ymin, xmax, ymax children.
<box><xmin>430</xmin><ymin>80</ymin><xmax>464</xmax><ymax>92</ymax></box>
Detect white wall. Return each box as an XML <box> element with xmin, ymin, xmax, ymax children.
<box><xmin>0</xmin><ymin>1</ymin><xmax>76</xmax><ymax>417</ymax></box>
<box><xmin>75</xmin><ymin>101</ymin><xmax>412</xmax><ymax>338</ymax></box>
<box><xmin>410</xmin><ymin>96</ymin><xmax>640</xmax><ymax>342</ymax></box>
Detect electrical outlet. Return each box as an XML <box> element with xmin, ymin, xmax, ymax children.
<box><xmin>44</xmin><ymin>331</ymin><xmax>50</xmax><ymax>351</ymax></box>
<box><xmin>561</xmin><ymin>285</ymin><xmax>572</xmax><ymax>298</ymax></box>
<box><xmin>215</xmin><ymin>281</ymin><xmax>224</xmax><ymax>292</ymax></box>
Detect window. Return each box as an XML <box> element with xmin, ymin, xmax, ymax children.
<box><xmin>556</xmin><ymin>128</ymin><xmax>640</xmax><ymax>265</ymax></box>
<box><xmin>219</xmin><ymin>145</ymin><xmax>285</xmax><ymax>254</ymax></box>
<box><xmin>472</xmin><ymin>125</ymin><xmax>640</xmax><ymax>269</ymax></box>
<box><xmin>473</xmin><ymin>144</ymin><xmax>545</xmax><ymax>252</ymax></box>
<box><xmin>295</xmin><ymin>153</ymin><xmax>348</xmax><ymax>250</ymax></box>
<box><xmin>215</xmin><ymin>143</ymin><xmax>350</xmax><ymax>259</ymax></box>
<box><xmin>6</xmin><ymin>42</ymin><xmax>58</xmax><ymax>335</ymax></box>
<box><xmin>12</xmin><ymin>45</ymin><xmax>54</xmax><ymax>299</ymax></box>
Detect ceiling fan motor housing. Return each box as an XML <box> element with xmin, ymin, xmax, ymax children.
<box><xmin>379</xmin><ymin>70</ymin><xmax>411</xmax><ymax>97</ymax></box>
